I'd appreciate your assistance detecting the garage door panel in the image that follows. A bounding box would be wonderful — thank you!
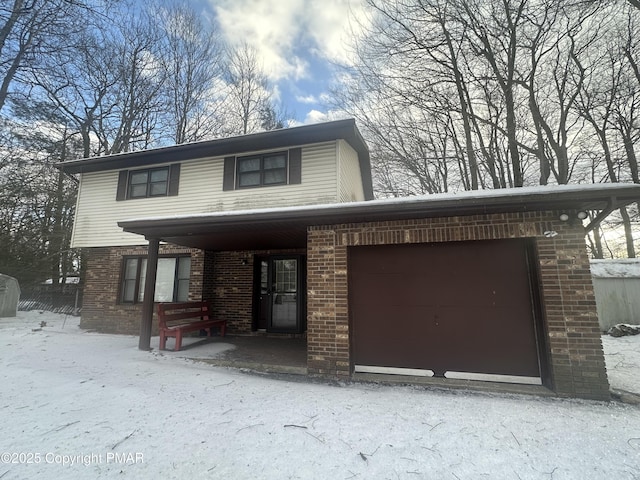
[349,240,542,380]
[353,304,437,367]
[352,306,539,376]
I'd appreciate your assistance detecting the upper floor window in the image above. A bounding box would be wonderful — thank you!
[237,152,287,188]
[116,164,180,201]
[129,167,169,198]
[223,147,302,191]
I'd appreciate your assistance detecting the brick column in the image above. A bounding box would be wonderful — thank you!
[537,222,610,400]
[307,228,350,377]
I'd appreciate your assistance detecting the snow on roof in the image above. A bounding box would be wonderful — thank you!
[121,182,638,225]
[590,259,640,278]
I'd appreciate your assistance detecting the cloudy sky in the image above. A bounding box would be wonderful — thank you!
[199,0,369,125]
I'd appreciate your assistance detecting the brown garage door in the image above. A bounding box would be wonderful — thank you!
[349,239,543,381]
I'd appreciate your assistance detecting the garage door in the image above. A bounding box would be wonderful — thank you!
[349,239,543,384]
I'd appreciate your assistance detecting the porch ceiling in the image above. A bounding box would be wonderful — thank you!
[118,183,640,251]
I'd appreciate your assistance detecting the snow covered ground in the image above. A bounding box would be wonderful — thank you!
[1,311,639,480]
[602,332,640,396]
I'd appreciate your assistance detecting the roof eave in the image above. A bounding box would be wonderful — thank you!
[118,184,640,241]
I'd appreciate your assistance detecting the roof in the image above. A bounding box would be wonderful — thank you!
[118,183,640,251]
[57,118,374,200]
[591,259,640,278]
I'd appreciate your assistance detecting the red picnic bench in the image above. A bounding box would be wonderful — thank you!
[157,301,226,352]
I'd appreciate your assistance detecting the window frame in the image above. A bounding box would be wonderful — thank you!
[119,255,191,304]
[235,151,289,189]
[127,166,170,199]
[116,164,180,201]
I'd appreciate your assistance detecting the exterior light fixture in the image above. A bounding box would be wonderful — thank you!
[544,230,558,238]
[558,211,589,225]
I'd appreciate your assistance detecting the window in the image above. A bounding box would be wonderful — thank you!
[121,256,191,303]
[116,164,180,201]
[237,152,287,188]
[275,259,297,293]
[128,167,169,198]
[222,148,301,191]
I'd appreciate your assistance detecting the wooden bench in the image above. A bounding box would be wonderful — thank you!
[157,301,226,352]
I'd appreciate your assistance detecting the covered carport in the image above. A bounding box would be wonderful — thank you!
[120,183,640,399]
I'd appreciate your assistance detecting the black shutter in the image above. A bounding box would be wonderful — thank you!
[168,164,180,196]
[223,156,236,191]
[289,148,302,184]
[116,170,128,201]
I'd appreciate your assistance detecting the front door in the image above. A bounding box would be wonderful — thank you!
[254,255,305,333]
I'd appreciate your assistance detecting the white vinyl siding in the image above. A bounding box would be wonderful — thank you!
[337,140,365,202]
[71,142,340,247]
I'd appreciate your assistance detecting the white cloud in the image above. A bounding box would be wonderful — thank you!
[210,0,367,83]
[305,0,370,65]
[304,109,328,124]
[212,0,305,81]
[302,108,349,125]
[295,94,318,104]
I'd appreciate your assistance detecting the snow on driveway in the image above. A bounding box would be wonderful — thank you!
[1,311,639,480]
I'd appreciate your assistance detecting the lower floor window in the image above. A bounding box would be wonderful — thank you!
[121,256,190,303]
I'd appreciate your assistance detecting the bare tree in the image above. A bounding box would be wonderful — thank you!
[614,8,640,183]
[333,0,486,193]
[574,1,638,256]
[105,11,166,153]
[222,42,281,135]
[34,4,165,156]
[0,104,80,287]
[521,3,601,185]
[157,4,224,144]
[0,0,97,112]
[455,0,528,187]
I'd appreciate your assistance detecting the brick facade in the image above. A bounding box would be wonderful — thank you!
[82,245,304,336]
[80,245,203,334]
[306,211,610,401]
[81,211,609,400]
[203,250,254,333]
[203,249,306,334]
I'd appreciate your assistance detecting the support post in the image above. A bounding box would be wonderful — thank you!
[139,237,160,350]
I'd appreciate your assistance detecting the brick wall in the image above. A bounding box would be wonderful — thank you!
[204,249,306,334]
[82,245,304,336]
[306,211,610,401]
[205,251,254,333]
[80,245,202,334]
[80,212,609,400]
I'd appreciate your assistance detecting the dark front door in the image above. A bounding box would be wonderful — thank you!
[255,255,305,333]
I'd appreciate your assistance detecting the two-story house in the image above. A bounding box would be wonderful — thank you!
[59,118,640,401]
[63,119,372,337]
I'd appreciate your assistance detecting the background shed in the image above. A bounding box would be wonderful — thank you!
[0,274,20,317]
[591,259,640,331]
